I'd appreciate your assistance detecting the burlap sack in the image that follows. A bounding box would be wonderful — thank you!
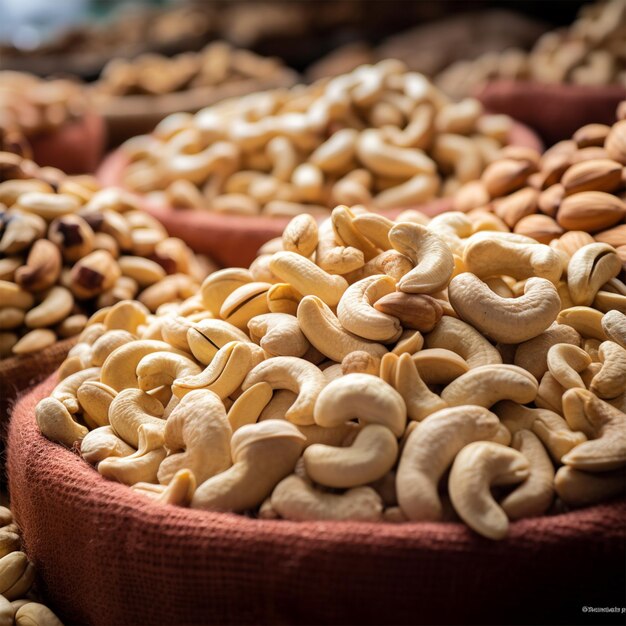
[8,376,625,626]
[477,81,626,146]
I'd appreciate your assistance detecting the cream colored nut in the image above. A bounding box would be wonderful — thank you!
[191,420,305,512]
[282,213,318,257]
[513,323,581,381]
[108,388,165,448]
[557,306,607,341]
[441,364,537,408]
[593,290,626,315]
[431,134,482,184]
[351,213,394,251]
[36,397,88,447]
[187,319,251,364]
[219,282,271,331]
[243,356,326,426]
[0,308,24,331]
[374,174,439,210]
[98,423,166,485]
[388,223,454,294]
[102,300,149,335]
[0,281,34,309]
[391,329,424,356]
[589,341,626,399]
[15,602,63,626]
[271,475,383,522]
[89,330,137,368]
[248,312,310,358]
[14,191,80,221]
[174,341,264,400]
[567,243,622,306]
[12,329,57,355]
[297,295,388,362]
[555,466,626,507]
[118,256,166,287]
[158,389,231,485]
[373,291,443,333]
[77,380,117,427]
[304,424,398,489]
[535,371,565,415]
[341,351,380,376]
[267,282,302,316]
[448,274,561,343]
[138,274,198,313]
[449,441,529,540]
[344,250,414,284]
[561,388,626,471]
[0,552,35,601]
[313,373,406,437]
[411,348,469,385]
[15,239,62,292]
[601,310,626,348]
[137,352,201,393]
[0,211,46,255]
[0,257,21,282]
[309,128,358,172]
[337,275,401,342]
[24,286,74,329]
[159,316,195,353]
[316,217,365,276]
[80,425,135,464]
[396,405,503,521]
[546,343,592,390]
[0,530,19,559]
[227,382,273,432]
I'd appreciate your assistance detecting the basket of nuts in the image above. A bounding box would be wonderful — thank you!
[97,60,542,268]
[8,203,625,625]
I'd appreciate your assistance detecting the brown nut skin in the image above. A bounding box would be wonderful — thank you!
[14,239,61,292]
[48,214,95,262]
[69,250,121,299]
[373,292,443,333]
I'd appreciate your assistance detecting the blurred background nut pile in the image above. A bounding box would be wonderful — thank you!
[0,504,64,625]
[118,60,518,215]
[453,103,626,267]
[36,203,626,540]
[0,153,214,359]
[436,0,626,99]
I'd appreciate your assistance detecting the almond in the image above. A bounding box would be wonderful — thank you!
[453,180,490,212]
[605,119,626,165]
[561,159,623,195]
[594,224,626,248]
[556,191,626,232]
[536,152,570,188]
[373,292,442,333]
[493,186,539,227]
[481,158,534,197]
[573,123,611,148]
[499,145,541,167]
[513,214,563,244]
[550,230,596,259]
[538,183,564,217]
[569,147,610,163]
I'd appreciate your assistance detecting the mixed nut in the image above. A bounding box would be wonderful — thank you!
[35,202,626,540]
[0,154,214,359]
[117,60,520,215]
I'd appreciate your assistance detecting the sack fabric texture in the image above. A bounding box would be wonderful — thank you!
[477,80,626,146]
[8,376,625,626]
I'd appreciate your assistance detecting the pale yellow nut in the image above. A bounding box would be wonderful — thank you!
[351,213,394,251]
[0,308,24,331]
[0,551,35,601]
[391,329,424,356]
[90,330,136,367]
[103,300,149,334]
[331,206,379,262]
[23,286,73,329]
[588,341,626,399]
[137,351,202,393]
[267,282,303,316]
[557,306,608,341]
[248,312,310,357]
[76,380,117,428]
[138,274,198,313]
[316,217,365,276]
[341,351,380,376]
[270,251,348,307]
[388,222,454,294]
[187,319,251,365]
[309,128,358,172]
[108,388,165,448]
[297,296,388,362]
[159,315,196,352]
[566,243,622,306]
[555,466,626,507]
[546,343,592,390]
[14,191,80,220]
[374,174,439,210]
[449,441,529,540]
[15,601,64,626]
[118,256,166,287]
[80,425,135,465]
[0,281,34,310]
[411,348,469,385]
[12,329,57,355]
[601,310,626,348]
[36,397,88,447]
[282,213,318,257]
[220,281,271,331]
[227,382,273,431]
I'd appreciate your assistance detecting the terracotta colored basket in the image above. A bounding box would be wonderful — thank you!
[7,376,625,626]
[476,81,626,146]
[97,120,542,268]
[28,111,107,175]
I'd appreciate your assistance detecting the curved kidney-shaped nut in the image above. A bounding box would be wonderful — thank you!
[98,423,166,485]
[227,382,273,431]
[602,310,626,348]
[14,239,62,292]
[411,348,469,385]
[187,318,251,364]
[36,397,89,447]
[103,300,149,334]
[373,291,442,333]
[425,316,502,368]
[243,356,327,426]
[314,373,406,437]
[200,268,253,316]
[174,341,264,400]
[391,329,424,356]
[345,250,414,284]
[396,405,503,521]
[449,274,561,343]
[555,466,626,507]
[590,341,626,399]
[0,281,34,310]
[0,551,35,601]
[297,296,388,362]
[557,306,607,341]
[561,388,626,471]
[341,351,381,376]
[315,217,365,276]
[191,420,305,512]
[108,388,165,448]
[90,330,136,367]
[351,213,394,251]
[546,343,592,389]
[219,282,271,331]
[337,275,401,342]
[463,237,562,284]
[567,243,622,306]
[51,367,100,414]
[500,430,555,520]
[535,371,565,414]
[158,389,232,485]
[513,323,581,380]
[80,425,135,465]
[331,205,380,262]
[282,213,318,257]
[494,401,587,463]
[136,352,202,393]
[24,285,74,329]
[441,365,538,408]
[248,312,310,357]
[14,601,64,626]
[388,223,454,294]
[270,251,348,306]
[76,380,116,427]
[267,282,303,316]
[303,424,398,489]
[271,475,383,522]
[449,441,529,540]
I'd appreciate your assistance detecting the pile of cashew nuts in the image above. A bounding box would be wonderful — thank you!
[35,201,626,540]
[0,154,213,358]
[453,107,626,259]
[118,60,516,215]
[0,505,64,625]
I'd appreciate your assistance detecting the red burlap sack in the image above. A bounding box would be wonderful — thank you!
[96,120,541,268]
[8,376,625,626]
[29,111,107,175]
[477,81,626,146]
